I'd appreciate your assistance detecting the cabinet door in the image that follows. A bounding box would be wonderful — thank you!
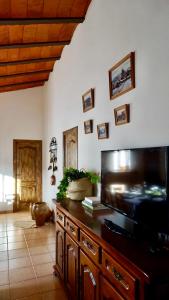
[55,222,65,280]
[80,250,99,300]
[65,234,79,300]
[100,275,125,300]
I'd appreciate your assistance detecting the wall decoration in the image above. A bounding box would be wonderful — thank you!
[48,137,57,185]
[114,104,130,125]
[109,52,135,100]
[97,123,109,139]
[84,120,93,134]
[82,88,94,112]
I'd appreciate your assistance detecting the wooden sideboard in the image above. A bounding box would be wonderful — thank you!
[54,199,169,300]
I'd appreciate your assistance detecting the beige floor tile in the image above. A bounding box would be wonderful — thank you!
[10,278,39,300]
[8,241,27,250]
[0,243,7,251]
[29,246,49,255]
[31,253,53,266]
[0,260,8,271]
[8,248,29,259]
[0,232,7,238]
[34,262,54,277]
[0,250,8,261]
[0,237,7,244]
[27,239,48,247]
[9,256,32,270]
[0,284,10,300]
[9,266,36,283]
[36,275,62,293]
[42,289,68,300]
[7,230,25,237]
[0,270,9,286]
[8,235,25,243]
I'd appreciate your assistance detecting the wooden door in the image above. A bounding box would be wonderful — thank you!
[56,223,65,280]
[80,250,99,300]
[65,234,79,300]
[63,127,78,169]
[13,139,42,211]
[100,275,125,300]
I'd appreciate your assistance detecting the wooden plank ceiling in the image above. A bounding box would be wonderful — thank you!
[0,0,91,93]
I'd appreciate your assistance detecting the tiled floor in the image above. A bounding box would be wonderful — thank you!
[0,211,68,300]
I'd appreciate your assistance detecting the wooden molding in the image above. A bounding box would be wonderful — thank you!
[0,79,47,88]
[0,70,52,79]
[0,41,70,49]
[0,57,60,66]
[0,17,84,26]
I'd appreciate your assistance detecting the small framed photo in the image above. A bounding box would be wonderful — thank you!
[114,104,130,125]
[82,88,94,112]
[97,123,109,139]
[84,120,93,134]
[109,52,135,100]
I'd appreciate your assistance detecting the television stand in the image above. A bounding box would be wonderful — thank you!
[104,219,134,239]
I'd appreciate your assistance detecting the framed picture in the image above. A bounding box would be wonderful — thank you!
[97,123,109,139]
[109,52,135,100]
[114,104,130,125]
[82,88,94,112]
[84,120,93,134]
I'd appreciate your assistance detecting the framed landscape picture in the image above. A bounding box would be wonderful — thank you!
[84,120,93,134]
[97,123,109,139]
[114,104,130,125]
[82,88,94,112]
[109,52,135,100]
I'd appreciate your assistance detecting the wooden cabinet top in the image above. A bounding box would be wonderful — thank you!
[56,199,169,283]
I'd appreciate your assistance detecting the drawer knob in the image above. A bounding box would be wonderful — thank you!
[70,225,75,233]
[112,267,129,290]
[58,215,63,221]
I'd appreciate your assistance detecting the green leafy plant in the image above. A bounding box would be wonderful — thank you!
[56,167,100,199]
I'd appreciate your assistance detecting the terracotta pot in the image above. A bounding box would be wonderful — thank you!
[31,202,51,226]
[67,178,93,201]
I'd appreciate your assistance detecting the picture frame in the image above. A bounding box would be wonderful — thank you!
[114,104,130,125]
[109,52,135,100]
[84,120,93,134]
[82,88,94,112]
[97,123,109,139]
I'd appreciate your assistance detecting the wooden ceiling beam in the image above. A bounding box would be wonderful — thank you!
[0,57,60,66]
[0,17,84,26]
[0,70,52,79]
[0,79,47,88]
[0,80,46,91]
[0,41,70,50]
[0,82,45,93]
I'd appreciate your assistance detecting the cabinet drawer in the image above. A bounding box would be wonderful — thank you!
[100,275,125,300]
[102,250,136,300]
[66,217,79,241]
[80,231,100,264]
[56,209,65,227]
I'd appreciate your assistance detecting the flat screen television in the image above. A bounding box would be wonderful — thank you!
[101,146,169,239]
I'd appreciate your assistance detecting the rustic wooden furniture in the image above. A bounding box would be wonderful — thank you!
[54,199,169,300]
[0,0,91,93]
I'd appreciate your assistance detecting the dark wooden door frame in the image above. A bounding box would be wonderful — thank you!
[63,126,78,170]
[13,139,42,212]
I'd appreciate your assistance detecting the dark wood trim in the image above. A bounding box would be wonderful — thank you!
[0,57,60,66]
[0,80,46,88]
[0,69,52,79]
[0,17,84,26]
[0,41,70,49]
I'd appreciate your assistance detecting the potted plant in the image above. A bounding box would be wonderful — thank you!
[56,167,100,201]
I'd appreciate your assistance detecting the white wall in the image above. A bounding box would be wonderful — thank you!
[43,0,169,206]
[0,87,43,210]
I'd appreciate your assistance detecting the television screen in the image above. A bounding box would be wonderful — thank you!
[101,147,169,234]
